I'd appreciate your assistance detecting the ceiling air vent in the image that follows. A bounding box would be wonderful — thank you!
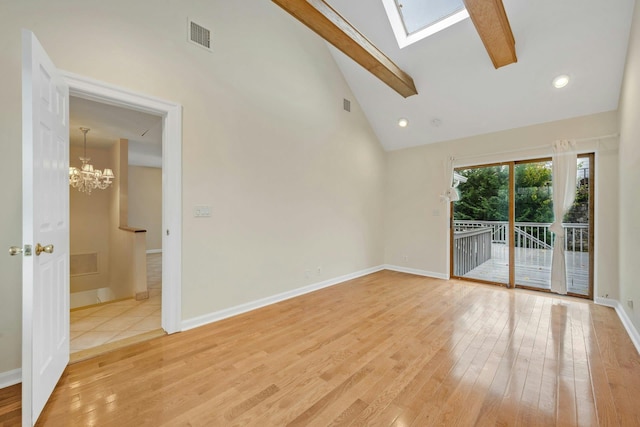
[188,19,212,51]
[343,98,351,112]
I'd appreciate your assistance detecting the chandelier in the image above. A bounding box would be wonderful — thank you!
[69,127,115,194]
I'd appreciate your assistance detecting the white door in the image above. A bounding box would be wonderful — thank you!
[21,29,70,426]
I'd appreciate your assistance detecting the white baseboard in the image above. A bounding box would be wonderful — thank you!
[595,297,640,355]
[383,264,449,280]
[182,265,385,331]
[0,368,21,388]
[595,297,619,308]
[70,287,116,309]
[146,249,162,254]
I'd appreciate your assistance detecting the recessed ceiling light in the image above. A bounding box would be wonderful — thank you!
[398,118,409,127]
[553,75,570,89]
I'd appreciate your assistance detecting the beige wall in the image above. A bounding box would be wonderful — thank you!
[128,166,162,251]
[385,111,620,299]
[0,66,21,373]
[69,145,112,293]
[0,0,386,374]
[618,0,640,331]
[108,139,142,300]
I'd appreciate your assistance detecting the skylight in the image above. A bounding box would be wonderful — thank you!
[382,0,470,48]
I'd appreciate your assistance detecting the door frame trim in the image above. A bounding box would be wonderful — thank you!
[63,71,182,333]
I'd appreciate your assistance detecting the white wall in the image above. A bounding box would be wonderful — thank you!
[128,166,162,251]
[108,139,140,300]
[69,145,112,293]
[618,0,640,332]
[385,111,620,299]
[0,0,386,375]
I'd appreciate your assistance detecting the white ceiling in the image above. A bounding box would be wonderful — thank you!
[69,97,163,167]
[67,1,635,156]
[326,0,636,151]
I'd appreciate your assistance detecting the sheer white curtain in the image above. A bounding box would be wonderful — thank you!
[444,157,460,201]
[550,140,577,294]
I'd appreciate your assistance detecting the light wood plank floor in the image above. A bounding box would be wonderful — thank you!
[1,270,639,426]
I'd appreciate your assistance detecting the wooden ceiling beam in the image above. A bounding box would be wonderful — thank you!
[272,0,418,98]
[463,0,517,69]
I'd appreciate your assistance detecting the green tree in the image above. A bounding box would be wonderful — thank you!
[514,162,553,223]
[453,165,509,221]
[453,162,554,223]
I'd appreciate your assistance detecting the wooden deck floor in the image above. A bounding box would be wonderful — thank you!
[461,244,589,295]
[1,270,638,426]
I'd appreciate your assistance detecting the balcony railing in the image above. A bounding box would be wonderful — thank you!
[453,220,589,252]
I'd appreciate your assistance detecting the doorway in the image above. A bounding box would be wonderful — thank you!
[63,71,183,334]
[450,154,594,299]
[67,98,165,355]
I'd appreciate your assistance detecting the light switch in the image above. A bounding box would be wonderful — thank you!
[194,205,212,217]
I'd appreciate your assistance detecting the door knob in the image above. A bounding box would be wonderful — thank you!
[35,243,54,256]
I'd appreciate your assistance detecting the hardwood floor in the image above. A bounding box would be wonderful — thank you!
[2,270,639,426]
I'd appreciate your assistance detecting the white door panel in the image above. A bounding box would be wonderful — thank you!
[21,29,70,426]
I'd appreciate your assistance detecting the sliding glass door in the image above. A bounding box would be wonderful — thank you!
[452,164,510,286]
[451,155,593,299]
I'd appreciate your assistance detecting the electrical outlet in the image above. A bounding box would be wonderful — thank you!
[305,270,311,279]
[403,255,409,262]
[628,299,634,309]
[317,266,322,275]
[194,205,212,217]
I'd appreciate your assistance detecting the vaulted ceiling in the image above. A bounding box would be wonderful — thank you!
[72,1,635,155]
[323,0,635,150]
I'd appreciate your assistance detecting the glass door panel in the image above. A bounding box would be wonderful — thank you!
[513,160,553,289]
[564,155,592,297]
[513,156,592,296]
[452,165,510,285]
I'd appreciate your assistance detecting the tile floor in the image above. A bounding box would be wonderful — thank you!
[70,253,162,353]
